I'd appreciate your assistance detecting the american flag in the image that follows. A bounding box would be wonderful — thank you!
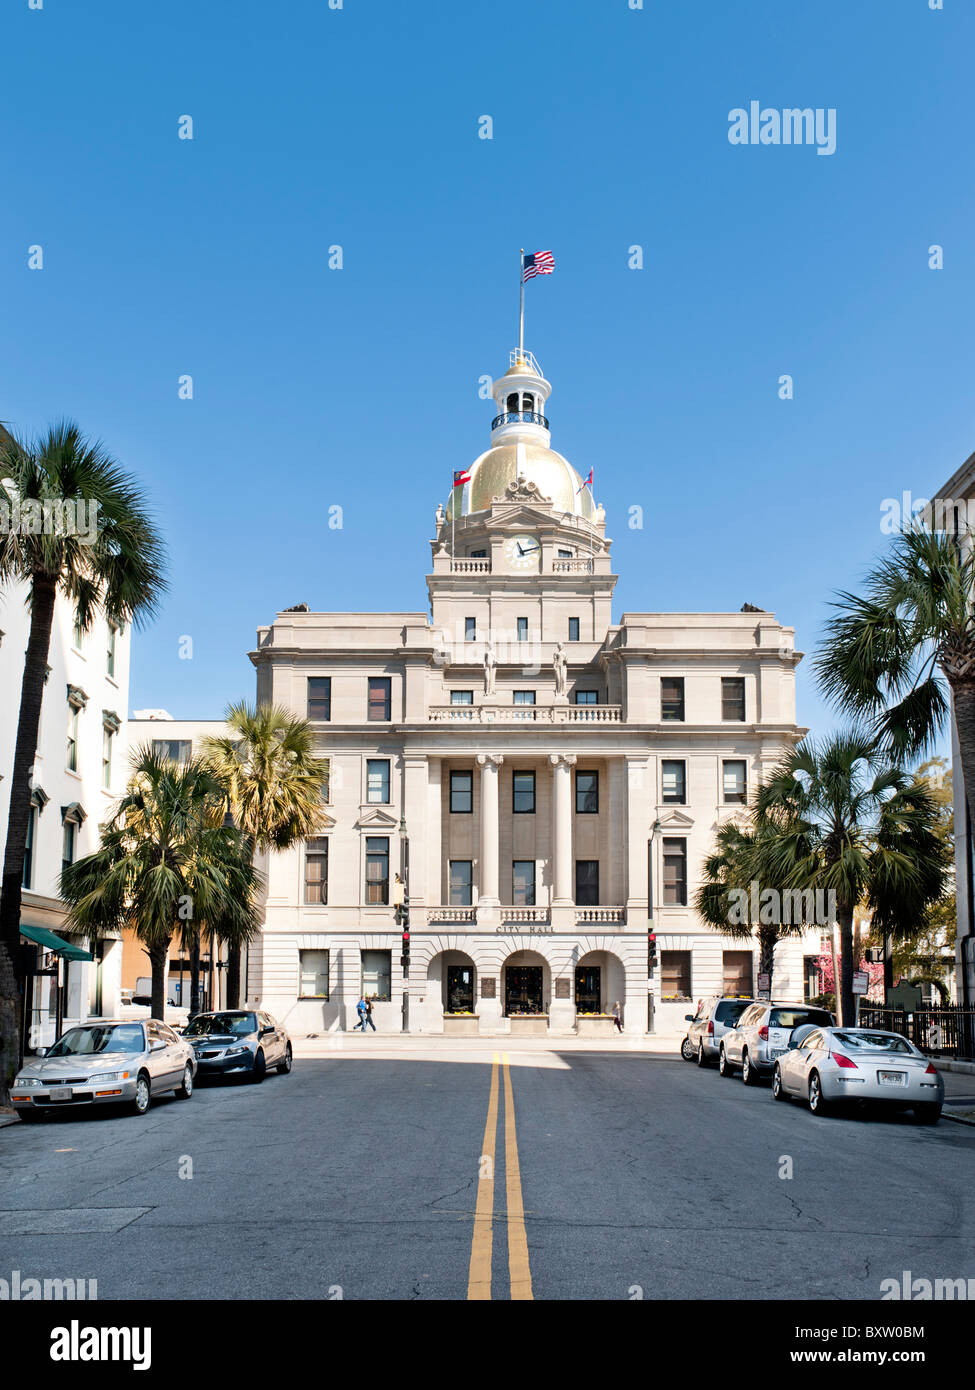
[522,250,554,282]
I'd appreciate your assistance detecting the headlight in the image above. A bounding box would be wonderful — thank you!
[225,1046,248,1056]
[14,1077,41,1088]
[88,1071,130,1083]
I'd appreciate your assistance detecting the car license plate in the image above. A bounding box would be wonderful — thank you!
[878,1071,907,1087]
[771,1047,786,1057]
[48,1087,73,1101]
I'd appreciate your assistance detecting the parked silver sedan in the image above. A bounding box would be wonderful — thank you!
[772,1026,945,1122]
[10,1019,195,1120]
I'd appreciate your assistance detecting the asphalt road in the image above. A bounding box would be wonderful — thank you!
[1,1049,973,1301]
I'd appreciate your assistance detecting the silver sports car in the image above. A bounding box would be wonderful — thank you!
[10,1019,196,1120]
[772,1026,944,1122]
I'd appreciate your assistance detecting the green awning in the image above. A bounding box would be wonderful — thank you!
[20,925,93,962]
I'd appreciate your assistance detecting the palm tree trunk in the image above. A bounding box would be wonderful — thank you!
[226,943,242,1009]
[189,926,201,1017]
[837,899,856,1026]
[949,680,975,827]
[758,926,776,983]
[148,938,169,1021]
[0,572,58,1101]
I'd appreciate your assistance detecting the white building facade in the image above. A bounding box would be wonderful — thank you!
[245,348,819,1036]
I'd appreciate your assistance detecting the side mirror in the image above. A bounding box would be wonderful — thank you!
[684,1015,694,1022]
[35,1047,48,1058]
[150,1039,166,1052]
[261,1025,274,1036]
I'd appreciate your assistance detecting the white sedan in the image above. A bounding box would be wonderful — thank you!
[771,1026,944,1123]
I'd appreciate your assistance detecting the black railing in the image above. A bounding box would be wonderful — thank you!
[491,410,549,430]
[857,1005,975,1060]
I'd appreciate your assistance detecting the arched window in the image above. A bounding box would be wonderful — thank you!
[522,393,535,413]
[506,392,519,412]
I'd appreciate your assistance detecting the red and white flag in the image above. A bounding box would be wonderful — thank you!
[522,250,554,282]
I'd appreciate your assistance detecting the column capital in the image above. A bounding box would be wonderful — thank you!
[548,752,577,768]
[476,753,504,768]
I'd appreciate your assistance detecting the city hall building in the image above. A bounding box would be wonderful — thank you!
[244,348,818,1035]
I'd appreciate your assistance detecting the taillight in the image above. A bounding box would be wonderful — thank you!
[758,1026,768,1040]
[707,1020,714,1036]
[925,1062,938,1076]
[832,1051,858,1069]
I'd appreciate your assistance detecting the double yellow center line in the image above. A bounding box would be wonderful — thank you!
[467,1052,533,1300]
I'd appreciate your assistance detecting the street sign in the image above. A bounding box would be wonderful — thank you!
[757,972,770,999]
[852,971,869,996]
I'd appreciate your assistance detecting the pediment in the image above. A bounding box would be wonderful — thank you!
[354,807,400,830]
[658,809,694,829]
[482,503,556,530]
[315,811,337,831]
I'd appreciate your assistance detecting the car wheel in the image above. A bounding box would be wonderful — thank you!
[772,1064,789,1101]
[131,1073,152,1116]
[741,1050,758,1085]
[276,1044,292,1075]
[696,1041,709,1068]
[17,1109,44,1123]
[913,1103,942,1125]
[250,1049,266,1084]
[174,1063,194,1099]
[808,1071,830,1116]
[681,1036,695,1061]
[718,1046,732,1077]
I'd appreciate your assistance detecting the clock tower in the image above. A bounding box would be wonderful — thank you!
[428,347,617,655]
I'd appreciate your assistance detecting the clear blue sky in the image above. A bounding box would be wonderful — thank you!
[2,0,972,743]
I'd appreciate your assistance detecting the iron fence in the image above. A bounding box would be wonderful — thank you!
[857,1005,975,1060]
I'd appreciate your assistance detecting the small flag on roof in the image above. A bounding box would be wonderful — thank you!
[576,467,593,494]
[453,469,471,487]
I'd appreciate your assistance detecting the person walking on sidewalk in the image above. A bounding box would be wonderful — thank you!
[353,996,368,1031]
[364,996,377,1032]
[612,1000,623,1034]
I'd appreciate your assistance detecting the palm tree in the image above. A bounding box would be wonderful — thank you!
[753,733,948,1026]
[59,749,263,1020]
[815,525,975,812]
[695,820,806,987]
[0,421,166,1096]
[202,701,330,1007]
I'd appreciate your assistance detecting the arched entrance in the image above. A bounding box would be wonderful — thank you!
[501,949,551,1017]
[426,950,477,1028]
[574,950,627,1017]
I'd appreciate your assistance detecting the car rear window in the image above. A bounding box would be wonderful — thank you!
[714,1000,752,1024]
[833,1031,913,1055]
[769,1007,832,1029]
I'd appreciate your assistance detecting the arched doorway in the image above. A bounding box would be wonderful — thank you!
[574,950,627,1017]
[501,949,550,1017]
[426,950,477,1027]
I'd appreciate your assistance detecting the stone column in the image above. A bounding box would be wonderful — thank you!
[476,754,503,911]
[625,755,650,919]
[549,752,577,906]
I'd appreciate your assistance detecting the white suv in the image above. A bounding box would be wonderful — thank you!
[719,1002,835,1084]
[683,996,754,1066]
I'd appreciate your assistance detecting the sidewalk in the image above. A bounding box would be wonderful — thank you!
[292,1032,686,1060]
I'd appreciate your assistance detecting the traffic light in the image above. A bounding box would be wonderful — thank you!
[647,929,657,977]
[401,928,410,975]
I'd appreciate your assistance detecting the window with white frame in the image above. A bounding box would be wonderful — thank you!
[299,949,329,999]
[366,758,390,804]
[722,760,747,804]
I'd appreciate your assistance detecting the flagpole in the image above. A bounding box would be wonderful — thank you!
[518,247,525,359]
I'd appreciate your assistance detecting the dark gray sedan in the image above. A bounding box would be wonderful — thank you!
[182,1009,292,1082]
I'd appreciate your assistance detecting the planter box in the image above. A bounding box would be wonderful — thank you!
[576,1015,617,1037]
[508,1015,549,1037]
[443,1014,479,1037]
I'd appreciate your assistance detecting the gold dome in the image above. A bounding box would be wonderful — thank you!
[503,358,541,378]
[448,441,595,521]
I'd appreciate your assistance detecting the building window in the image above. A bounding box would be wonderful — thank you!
[450,770,473,813]
[23,806,36,890]
[661,950,692,1001]
[106,624,118,678]
[304,838,328,904]
[102,726,114,788]
[299,949,329,999]
[450,689,473,705]
[513,690,535,705]
[574,689,598,705]
[721,677,746,721]
[662,838,688,906]
[803,955,821,1001]
[368,677,392,721]
[465,617,476,641]
[575,770,598,814]
[365,837,390,904]
[361,949,391,1001]
[151,739,192,763]
[517,617,528,642]
[470,549,487,558]
[661,677,685,721]
[513,771,536,814]
[722,759,747,804]
[661,760,686,804]
[723,950,753,997]
[512,860,536,906]
[449,860,473,906]
[72,611,84,651]
[568,617,580,641]
[62,819,76,875]
[307,677,331,721]
[366,759,391,804]
[559,548,573,559]
[66,704,80,772]
[575,860,599,906]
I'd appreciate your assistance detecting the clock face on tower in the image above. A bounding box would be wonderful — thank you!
[504,534,540,570]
